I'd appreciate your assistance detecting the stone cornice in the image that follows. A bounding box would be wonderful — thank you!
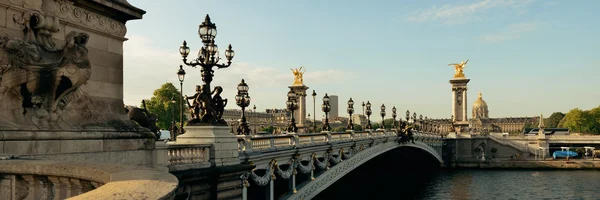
[72,0,145,22]
[0,0,144,38]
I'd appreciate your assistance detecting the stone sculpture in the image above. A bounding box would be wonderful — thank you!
[0,10,96,129]
[448,59,469,78]
[185,84,227,126]
[126,100,160,138]
[291,66,305,85]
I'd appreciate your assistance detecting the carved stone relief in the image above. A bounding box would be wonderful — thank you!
[0,10,97,129]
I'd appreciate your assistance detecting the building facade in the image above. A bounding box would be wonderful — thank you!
[329,95,339,118]
[468,92,536,134]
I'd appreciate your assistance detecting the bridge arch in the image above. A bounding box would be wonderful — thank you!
[288,140,443,200]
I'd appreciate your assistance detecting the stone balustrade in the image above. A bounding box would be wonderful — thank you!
[154,142,212,171]
[0,160,178,200]
[236,130,442,153]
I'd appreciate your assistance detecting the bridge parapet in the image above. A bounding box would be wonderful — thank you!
[0,159,178,200]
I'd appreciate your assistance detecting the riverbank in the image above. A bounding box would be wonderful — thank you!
[452,159,600,170]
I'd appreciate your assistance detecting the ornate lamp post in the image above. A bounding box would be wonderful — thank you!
[312,90,316,132]
[347,98,354,130]
[392,106,397,129]
[178,15,235,125]
[419,114,423,131]
[286,90,299,133]
[424,116,429,133]
[235,79,251,135]
[169,97,176,140]
[412,112,417,125]
[321,93,331,131]
[405,110,410,125]
[365,101,372,130]
[177,65,186,133]
[362,102,366,116]
[380,104,386,130]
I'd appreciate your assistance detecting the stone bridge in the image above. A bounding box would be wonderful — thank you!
[159,129,445,200]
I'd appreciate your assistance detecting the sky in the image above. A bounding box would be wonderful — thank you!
[123,0,600,120]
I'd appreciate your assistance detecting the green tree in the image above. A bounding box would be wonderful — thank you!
[143,83,187,130]
[332,126,346,132]
[353,124,363,131]
[545,112,565,128]
[561,108,593,134]
[588,106,600,134]
[261,125,275,134]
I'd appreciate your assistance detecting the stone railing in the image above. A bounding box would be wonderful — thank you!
[0,159,178,200]
[154,142,212,171]
[236,130,435,152]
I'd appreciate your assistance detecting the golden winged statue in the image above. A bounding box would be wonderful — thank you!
[291,66,306,85]
[448,59,469,78]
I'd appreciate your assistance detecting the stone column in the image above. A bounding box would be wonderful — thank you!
[449,78,470,133]
[289,85,309,133]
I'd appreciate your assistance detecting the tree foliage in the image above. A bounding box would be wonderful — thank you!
[545,112,565,128]
[143,83,187,130]
[559,107,600,134]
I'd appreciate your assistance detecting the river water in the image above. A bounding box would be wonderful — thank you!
[315,147,600,200]
[317,169,600,200]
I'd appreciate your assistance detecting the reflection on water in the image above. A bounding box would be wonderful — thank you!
[317,161,600,199]
[420,170,600,200]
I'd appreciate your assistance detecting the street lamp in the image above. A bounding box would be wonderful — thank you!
[412,112,417,125]
[380,104,386,130]
[419,114,423,131]
[312,90,316,132]
[425,116,429,133]
[169,97,176,140]
[365,101,372,130]
[235,79,251,135]
[178,15,235,124]
[392,106,397,129]
[405,110,410,124]
[321,93,331,131]
[347,98,354,130]
[362,101,366,116]
[287,90,298,133]
[177,65,186,134]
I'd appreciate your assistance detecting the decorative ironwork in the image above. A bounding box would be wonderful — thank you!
[236,79,251,135]
[287,90,299,133]
[321,94,331,131]
[346,98,354,130]
[179,15,235,126]
[365,101,372,130]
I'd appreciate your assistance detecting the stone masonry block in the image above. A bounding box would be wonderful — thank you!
[90,64,108,82]
[60,140,102,154]
[106,67,123,84]
[107,37,123,54]
[34,140,61,155]
[0,6,6,28]
[4,141,34,155]
[65,25,108,51]
[87,47,123,69]
[81,80,123,99]
[102,139,144,152]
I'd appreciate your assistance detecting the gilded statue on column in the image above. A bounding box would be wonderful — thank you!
[291,66,305,85]
[448,59,469,78]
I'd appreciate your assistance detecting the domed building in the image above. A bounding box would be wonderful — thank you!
[469,92,501,133]
[467,91,536,134]
[472,92,489,118]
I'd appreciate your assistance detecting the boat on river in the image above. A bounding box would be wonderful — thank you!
[552,151,578,159]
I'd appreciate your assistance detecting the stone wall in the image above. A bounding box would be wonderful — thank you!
[0,0,154,166]
[0,0,144,130]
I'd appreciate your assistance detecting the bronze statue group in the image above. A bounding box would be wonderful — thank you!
[397,122,415,144]
[185,84,227,125]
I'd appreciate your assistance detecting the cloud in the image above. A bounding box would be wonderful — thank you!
[122,35,356,107]
[405,0,535,25]
[479,21,539,42]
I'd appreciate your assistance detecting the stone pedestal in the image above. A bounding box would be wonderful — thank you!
[289,85,309,133]
[173,126,239,167]
[450,78,470,133]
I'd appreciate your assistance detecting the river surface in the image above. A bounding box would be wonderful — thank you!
[316,169,600,200]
